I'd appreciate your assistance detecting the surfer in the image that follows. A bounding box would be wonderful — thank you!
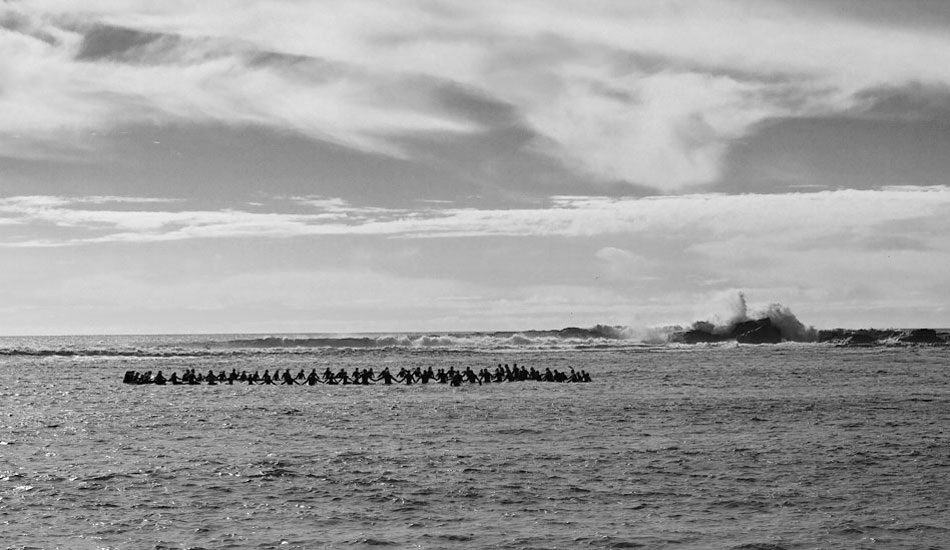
[396,368,414,385]
[336,368,350,385]
[281,370,297,385]
[493,367,505,383]
[306,369,320,385]
[419,368,433,384]
[464,367,480,385]
[377,368,394,385]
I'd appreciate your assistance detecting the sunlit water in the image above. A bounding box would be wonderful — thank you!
[1,340,948,549]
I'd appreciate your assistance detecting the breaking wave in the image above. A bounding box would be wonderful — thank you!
[667,293,819,344]
[220,325,644,351]
[0,294,945,356]
[0,328,649,357]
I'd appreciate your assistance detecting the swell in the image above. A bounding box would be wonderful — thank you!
[0,348,220,358]
[220,326,640,351]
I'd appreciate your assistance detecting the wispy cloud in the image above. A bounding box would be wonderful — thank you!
[0,3,479,161]
[4,1,950,190]
[2,187,949,246]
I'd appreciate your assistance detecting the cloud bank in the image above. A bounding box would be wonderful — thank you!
[2,187,948,245]
[1,187,948,334]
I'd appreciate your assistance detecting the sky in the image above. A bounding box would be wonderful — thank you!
[2,0,950,335]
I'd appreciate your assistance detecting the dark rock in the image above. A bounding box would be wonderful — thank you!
[842,332,882,346]
[675,329,729,344]
[736,321,783,344]
[899,328,946,344]
[669,317,783,344]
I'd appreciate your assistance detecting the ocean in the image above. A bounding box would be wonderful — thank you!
[0,333,948,549]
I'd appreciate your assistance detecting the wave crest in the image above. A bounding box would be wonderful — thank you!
[221,326,641,351]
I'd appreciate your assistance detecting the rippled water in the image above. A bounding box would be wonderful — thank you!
[1,344,949,549]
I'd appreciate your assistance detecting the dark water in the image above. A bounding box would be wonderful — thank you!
[1,342,949,549]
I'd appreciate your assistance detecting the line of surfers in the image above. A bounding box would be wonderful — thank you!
[123,364,593,386]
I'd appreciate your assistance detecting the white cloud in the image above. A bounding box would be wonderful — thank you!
[4,1,950,189]
[594,247,658,282]
[2,187,949,246]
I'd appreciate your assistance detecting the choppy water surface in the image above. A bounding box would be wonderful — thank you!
[1,343,949,549]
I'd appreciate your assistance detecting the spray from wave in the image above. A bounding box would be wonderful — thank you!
[668,292,818,344]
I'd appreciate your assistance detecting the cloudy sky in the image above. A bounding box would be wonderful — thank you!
[2,0,950,335]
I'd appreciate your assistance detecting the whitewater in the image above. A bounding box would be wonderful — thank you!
[1,333,948,549]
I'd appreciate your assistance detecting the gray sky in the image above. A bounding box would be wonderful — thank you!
[2,0,949,335]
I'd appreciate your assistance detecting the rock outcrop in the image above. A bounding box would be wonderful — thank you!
[898,328,946,344]
[670,317,783,344]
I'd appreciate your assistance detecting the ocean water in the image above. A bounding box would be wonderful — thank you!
[0,335,948,549]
